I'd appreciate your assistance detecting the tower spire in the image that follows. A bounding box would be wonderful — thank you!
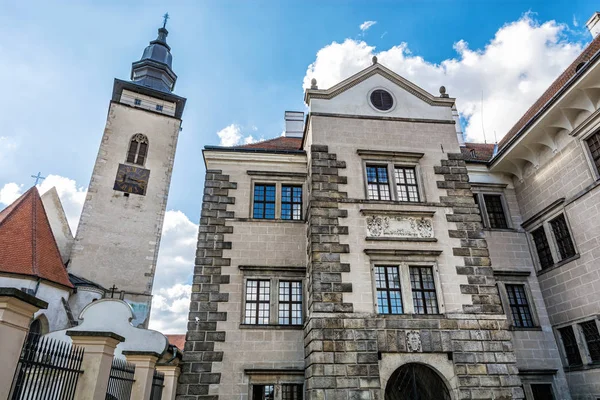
[130,16,178,93]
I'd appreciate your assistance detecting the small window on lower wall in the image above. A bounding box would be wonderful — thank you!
[530,384,555,400]
[245,280,270,325]
[253,385,274,400]
[374,266,403,314]
[505,284,534,328]
[410,266,439,315]
[580,320,600,363]
[281,384,303,400]
[558,326,583,367]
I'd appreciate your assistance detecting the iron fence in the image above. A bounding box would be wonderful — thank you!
[149,369,165,400]
[9,333,84,400]
[105,358,135,400]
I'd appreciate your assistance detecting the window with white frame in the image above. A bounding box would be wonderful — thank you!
[359,150,424,203]
[527,211,577,271]
[240,267,304,327]
[556,318,600,369]
[366,165,391,200]
[250,179,304,221]
[372,263,441,315]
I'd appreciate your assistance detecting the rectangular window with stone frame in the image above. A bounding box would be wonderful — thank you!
[248,379,304,400]
[524,207,578,272]
[473,191,510,229]
[249,177,305,221]
[494,271,540,330]
[585,130,600,176]
[556,319,600,369]
[371,262,442,316]
[558,325,583,367]
[240,266,305,327]
[359,150,425,203]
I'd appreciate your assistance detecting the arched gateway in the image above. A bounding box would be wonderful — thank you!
[385,363,451,400]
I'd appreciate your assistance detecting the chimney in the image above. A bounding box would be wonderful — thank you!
[284,111,304,138]
[587,12,600,38]
[452,105,466,147]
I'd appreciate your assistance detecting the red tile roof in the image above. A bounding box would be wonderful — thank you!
[0,187,72,288]
[461,142,496,162]
[166,334,186,351]
[235,137,303,151]
[499,34,600,150]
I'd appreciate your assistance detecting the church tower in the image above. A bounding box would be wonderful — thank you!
[68,21,186,327]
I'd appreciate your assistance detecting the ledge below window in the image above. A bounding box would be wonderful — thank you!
[563,362,600,373]
[509,326,543,332]
[536,254,580,277]
[232,218,305,224]
[239,324,303,330]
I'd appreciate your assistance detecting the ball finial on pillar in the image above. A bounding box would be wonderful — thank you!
[372,55,378,64]
[311,78,318,89]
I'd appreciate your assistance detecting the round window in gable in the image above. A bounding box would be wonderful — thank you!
[370,89,394,111]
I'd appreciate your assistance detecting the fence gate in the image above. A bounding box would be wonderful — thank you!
[149,369,165,400]
[9,332,84,400]
[105,358,136,400]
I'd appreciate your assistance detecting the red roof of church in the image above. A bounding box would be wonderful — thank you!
[236,137,303,151]
[499,34,600,150]
[166,334,186,351]
[0,187,72,288]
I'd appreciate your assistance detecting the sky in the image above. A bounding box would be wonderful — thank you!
[0,0,597,332]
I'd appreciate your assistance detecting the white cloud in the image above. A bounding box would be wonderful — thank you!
[573,15,579,27]
[360,21,377,33]
[0,174,86,233]
[304,14,585,143]
[148,210,198,334]
[38,175,87,233]
[216,124,258,146]
[0,182,23,206]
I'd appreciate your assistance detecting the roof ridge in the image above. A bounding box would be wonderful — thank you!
[498,33,600,150]
[31,188,38,276]
[234,136,285,147]
[0,186,35,229]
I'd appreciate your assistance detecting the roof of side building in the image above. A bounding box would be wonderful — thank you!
[498,33,600,150]
[234,136,303,151]
[461,142,496,162]
[0,187,73,288]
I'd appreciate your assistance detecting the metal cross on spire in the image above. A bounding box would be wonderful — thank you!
[31,172,46,185]
[162,12,170,29]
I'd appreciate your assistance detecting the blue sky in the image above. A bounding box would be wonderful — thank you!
[0,0,597,332]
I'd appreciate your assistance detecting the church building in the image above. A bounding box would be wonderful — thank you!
[178,13,600,400]
[0,21,186,331]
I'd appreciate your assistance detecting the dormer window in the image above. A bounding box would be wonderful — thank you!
[370,89,394,111]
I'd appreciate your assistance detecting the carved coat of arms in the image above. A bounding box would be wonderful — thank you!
[406,330,422,352]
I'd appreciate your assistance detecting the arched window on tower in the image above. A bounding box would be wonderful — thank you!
[126,134,149,166]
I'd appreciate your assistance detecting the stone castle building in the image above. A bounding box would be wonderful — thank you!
[178,13,600,400]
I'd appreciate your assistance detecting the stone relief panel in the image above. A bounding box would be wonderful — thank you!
[406,330,422,352]
[366,215,433,238]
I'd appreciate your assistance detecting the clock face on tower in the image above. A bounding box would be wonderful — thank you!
[113,163,150,195]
